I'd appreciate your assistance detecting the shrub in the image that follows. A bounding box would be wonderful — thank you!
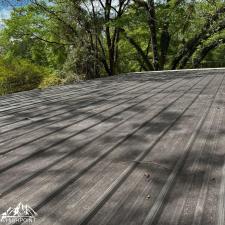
[39,74,63,88]
[39,72,81,89]
[0,58,48,95]
[0,57,83,95]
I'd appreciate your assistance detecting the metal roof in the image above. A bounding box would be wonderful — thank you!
[0,69,225,225]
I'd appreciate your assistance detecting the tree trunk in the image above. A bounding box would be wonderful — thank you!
[160,22,170,69]
[171,5,225,69]
[147,0,160,70]
[123,31,154,70]
[193,39,225,67]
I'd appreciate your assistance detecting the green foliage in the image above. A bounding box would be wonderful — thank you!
[39,74,62,88]
[39,71,80,89]
[1,0,225,95]
[0,5,67,69]
[0,58,50,95]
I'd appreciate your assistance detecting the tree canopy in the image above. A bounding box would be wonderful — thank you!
[1,0,225,94]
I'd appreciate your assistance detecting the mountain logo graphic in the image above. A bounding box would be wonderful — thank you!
[1,203,38,223]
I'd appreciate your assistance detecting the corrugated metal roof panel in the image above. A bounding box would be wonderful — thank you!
[0,69,224,225]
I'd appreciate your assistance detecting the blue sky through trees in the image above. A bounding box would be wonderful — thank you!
[0,0,29,27]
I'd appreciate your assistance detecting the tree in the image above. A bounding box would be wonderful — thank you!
[1,0,225,81]
[171,5,225,69]
[0,5,67,68]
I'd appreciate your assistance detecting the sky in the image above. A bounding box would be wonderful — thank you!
[0,0,29,27]
[0,0,29,8]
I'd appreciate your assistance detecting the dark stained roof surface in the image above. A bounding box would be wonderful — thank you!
[0,69,225,225]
